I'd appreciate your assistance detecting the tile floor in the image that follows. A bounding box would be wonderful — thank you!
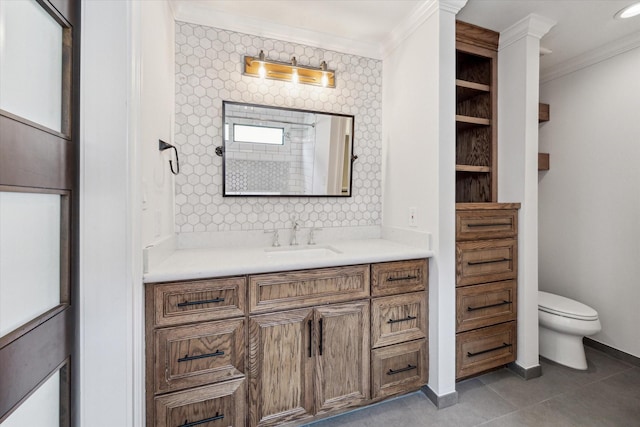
[306,347,640,427]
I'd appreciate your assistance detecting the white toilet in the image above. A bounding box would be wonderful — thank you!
[538,291,601,370]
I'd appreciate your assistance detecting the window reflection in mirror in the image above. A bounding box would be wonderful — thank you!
[222,101,354,197]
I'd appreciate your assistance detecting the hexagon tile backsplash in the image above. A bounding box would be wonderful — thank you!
[174,22,382,233]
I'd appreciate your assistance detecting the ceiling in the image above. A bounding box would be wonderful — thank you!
[170,0,640,78]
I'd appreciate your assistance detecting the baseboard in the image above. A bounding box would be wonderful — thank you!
[584,337,640,367]
[421,385,458,409]
[508,362,542,380]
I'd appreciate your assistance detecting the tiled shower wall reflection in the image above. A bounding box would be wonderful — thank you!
[174,22,382,232]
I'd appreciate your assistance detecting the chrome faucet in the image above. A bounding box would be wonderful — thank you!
[290,217,301,246]
[308,228,322,245]
[265,229,280,247]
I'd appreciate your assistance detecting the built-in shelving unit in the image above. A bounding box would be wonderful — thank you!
[455,21,499,203]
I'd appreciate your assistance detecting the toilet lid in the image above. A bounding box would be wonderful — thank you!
[538,291,599,321]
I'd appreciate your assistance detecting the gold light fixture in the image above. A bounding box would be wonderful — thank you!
[244,50,336,88]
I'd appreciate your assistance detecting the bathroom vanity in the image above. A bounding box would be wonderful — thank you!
[144,240,431,427]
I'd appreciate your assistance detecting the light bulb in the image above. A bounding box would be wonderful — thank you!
[257,50,266,78]
[615,2,640,19]
[291,57,299,84]
[321,72,328,87]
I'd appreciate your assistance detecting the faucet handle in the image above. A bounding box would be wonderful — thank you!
[264,229,280,247]
[308,228,322,245]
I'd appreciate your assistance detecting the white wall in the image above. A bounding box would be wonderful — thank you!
[140,0,176,247]
[382,1,461,400]
[80,0,174,425]
[539,46,640,358]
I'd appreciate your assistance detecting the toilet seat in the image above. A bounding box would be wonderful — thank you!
[538,291,599,321]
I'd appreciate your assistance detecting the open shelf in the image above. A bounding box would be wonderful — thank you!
[456,115,491,131]
[456,79,490,102]
[456,164,492,173]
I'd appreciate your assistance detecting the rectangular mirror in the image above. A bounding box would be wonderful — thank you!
[222,101,354,196]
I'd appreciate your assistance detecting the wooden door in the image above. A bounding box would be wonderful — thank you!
[0,0,79,424]
[314,301,370,415]
[248,308,314,427]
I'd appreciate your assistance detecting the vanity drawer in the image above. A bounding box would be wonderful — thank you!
[456,280,517,333]
[154,378,246,427]
[456,321,516,379]
[151,277,246,327]
[154,319,245,394]
[456,209,518,241]
[456,239,517,287]
[371,259,428,297]
[248,265,369,314]
[371,292,427,348]
[371,339,428,399]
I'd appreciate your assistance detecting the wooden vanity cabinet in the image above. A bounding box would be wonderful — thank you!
[145,277,248,427]
[146,259,429,426]
[370,259,428,400]
[455,204,519,379]
[247,266,370,427]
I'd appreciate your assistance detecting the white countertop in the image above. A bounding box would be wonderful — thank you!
[143,238,433,283]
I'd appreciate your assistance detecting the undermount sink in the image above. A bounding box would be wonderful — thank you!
[264,245,342,258]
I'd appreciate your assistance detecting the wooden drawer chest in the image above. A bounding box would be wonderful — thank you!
[455,203,519,379]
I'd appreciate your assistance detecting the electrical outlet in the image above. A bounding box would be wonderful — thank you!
[408,207,417,227]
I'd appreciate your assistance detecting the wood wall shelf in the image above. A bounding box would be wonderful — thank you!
[538,103,550,171]
[539,103,550,123]
[538,153,550,171]
[456,165,492,173]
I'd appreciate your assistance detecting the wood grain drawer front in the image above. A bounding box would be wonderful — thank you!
[456,280,517,333]
[249,265,369,314]
[456,209,518,241]
[155,319,245,394]
[154,378,246,427]
[371,259,428,297]
[456,321,516,379]
[372,339,428,399]
[371,292,427,349]
[456,239,517,287]
[153,277,246,327]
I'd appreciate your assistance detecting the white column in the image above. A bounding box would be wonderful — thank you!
[497,14,555,372]
[431,0,467,405]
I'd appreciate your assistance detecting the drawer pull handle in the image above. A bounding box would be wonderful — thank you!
[467,258,511,266]
[467,300,511,312]
[467,222,512,228]
[308,319,313,358]
[387,315,417,324]
[177,297,224,307]
[387,364,417,375]
[178,412,224,427]
[319,318,324,356]
[467,342,512,358]
[387,275,418,282]
[178,350,224,363]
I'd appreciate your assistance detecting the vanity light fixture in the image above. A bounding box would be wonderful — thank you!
[615,2,640,19]
[244,50,336,88]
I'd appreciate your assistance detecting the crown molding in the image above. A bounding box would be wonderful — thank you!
[499,13,556,51]
[170,0,381,59]
[541,31,640,83]
[380,0,468,59]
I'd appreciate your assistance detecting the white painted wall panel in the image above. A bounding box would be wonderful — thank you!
[539,46,640,358]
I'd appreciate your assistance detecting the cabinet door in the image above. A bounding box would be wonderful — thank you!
[248,308,314,427]
[314,301,370,415]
